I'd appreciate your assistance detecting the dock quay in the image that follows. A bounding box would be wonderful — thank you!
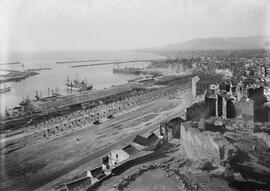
[1,83,145,130]
[0,69,40,83]
[0,68,50,84]
[113,67,161,76]
[0,75,195,154]
[1,75,192,130]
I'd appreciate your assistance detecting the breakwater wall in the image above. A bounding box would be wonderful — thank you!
[1,77,193,153]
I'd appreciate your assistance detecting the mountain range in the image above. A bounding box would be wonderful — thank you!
[146,36,270,51]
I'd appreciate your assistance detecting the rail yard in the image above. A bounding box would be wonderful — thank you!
[0,74,198,191]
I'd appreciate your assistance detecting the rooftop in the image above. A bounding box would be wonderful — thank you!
[122,144,139,156]
[133,135,151,147]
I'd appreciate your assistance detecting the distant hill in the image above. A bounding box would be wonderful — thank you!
[145,36,270,51]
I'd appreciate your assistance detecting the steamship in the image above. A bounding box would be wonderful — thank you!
[66,76,93,91]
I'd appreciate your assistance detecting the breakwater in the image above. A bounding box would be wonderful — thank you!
[0,61,20,66]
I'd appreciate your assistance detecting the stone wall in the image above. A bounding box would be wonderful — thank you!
[191,76,200,97]
[185,101,206,121]
[233,100,254,120]
[180,122,227,164]
[254,132,270,148]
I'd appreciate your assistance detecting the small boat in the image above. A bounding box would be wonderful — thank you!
[0,84,11,93]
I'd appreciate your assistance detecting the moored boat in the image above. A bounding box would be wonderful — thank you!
[66,76,93,91]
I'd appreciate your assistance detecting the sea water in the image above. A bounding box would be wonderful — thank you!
[0,50,163,112]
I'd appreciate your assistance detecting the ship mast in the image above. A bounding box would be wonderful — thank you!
[21,63,25,72]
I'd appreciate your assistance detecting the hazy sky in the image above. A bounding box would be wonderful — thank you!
[0,0,269,51]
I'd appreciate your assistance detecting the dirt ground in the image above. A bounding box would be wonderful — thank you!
[121,170,234,191]
[94,139,235,191]
[1,90,198,191]
[121,168,180,191]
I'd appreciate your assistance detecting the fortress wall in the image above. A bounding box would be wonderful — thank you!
[185,101,206,121]
[180,122,228,164]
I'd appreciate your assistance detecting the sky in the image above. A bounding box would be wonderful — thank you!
[0,0,269,52]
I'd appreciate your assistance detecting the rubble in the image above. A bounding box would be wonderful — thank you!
[254,132,270,148]
[223,132,270,184]
[178,117,270,190]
